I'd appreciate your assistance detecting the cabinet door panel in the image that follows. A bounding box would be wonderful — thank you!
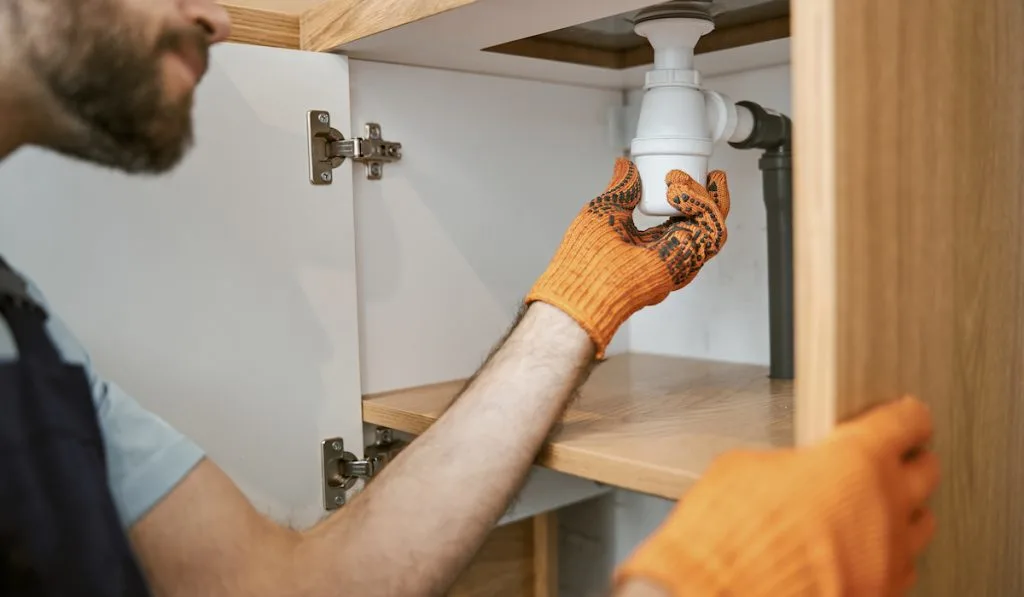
[794,0,1024,594]
[0,43,362,529]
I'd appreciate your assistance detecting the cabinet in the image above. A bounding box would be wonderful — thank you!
[0,0,1020,594]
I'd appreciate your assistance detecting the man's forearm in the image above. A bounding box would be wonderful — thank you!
[298,302,595,596]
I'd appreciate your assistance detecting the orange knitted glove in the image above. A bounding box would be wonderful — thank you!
[526,158,729,357]
[615,396,941,597]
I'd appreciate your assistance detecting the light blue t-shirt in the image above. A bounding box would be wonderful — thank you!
[0,264,205,528]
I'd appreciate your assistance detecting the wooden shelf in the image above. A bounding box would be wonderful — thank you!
[219,0,792,89]
[221,3,302,49]
[363,353,794,500]
[218,0,480,51]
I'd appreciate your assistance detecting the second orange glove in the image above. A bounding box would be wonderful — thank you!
[615,396,941,597]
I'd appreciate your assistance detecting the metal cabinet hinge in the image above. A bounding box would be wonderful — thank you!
[307,110,402,184]
[321,428,409,510]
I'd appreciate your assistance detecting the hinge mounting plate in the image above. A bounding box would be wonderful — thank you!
[321,437,357,510]
[307,110,402,184]
[321,429,409,511]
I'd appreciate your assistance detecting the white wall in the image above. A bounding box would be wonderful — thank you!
[560,62,792,597]
[348,59,628,394]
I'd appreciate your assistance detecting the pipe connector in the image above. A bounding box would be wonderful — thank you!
[728,100,792,151]
[630,12,760,217]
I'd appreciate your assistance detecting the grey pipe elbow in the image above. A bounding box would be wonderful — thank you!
[729,100,792,151]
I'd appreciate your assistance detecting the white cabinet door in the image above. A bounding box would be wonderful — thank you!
[0,43,362,529]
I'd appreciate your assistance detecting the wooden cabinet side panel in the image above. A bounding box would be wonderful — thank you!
[448,517,546,597]
[796,0,1024,594]
[792,0,838,444]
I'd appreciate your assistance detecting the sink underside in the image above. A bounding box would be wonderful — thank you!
[484,0,790,69]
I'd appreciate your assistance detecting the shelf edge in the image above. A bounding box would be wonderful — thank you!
[363,387,704,500]
[301,0,481,52]
[222,4,302,50]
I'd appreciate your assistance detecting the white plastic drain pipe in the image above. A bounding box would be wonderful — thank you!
[631,15,755,216]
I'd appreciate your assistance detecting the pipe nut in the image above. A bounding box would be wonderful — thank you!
[633,1,714,25]
[645,69,701,88]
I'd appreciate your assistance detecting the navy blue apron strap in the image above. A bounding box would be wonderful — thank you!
[0,257,153,596]
[0,258,61,364]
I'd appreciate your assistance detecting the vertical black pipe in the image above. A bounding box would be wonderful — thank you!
[729,101,794,379]
[759,147,794,379]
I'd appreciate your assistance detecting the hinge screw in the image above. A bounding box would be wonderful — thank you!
[331,440,342,451]
[318,113,330,124]
[333,495,345,506]
[369,163,382,178]
[321,171,332,183]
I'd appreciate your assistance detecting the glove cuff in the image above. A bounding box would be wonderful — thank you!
[525,234,666,358]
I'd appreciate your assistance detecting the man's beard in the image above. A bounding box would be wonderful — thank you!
[24,2,208,174]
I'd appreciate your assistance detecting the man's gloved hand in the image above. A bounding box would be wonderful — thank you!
[615,396,941,597]
[526,158,730,357]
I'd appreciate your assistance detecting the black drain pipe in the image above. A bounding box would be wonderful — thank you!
[729,101,794,380]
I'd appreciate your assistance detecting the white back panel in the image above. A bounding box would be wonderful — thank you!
[349,60,625,394]
[0,43,362,529]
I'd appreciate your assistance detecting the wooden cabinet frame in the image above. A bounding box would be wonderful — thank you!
[794,0,1024,593]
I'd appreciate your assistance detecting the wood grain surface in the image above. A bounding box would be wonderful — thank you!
[448,517,540,597]
[791,0,837,445]
[794,0,1024,594]
[221,3,301,49]
[300,0,479,52]
[531,514,557,597]
[219,0,478,51]
[364,354,794,500]
[220,0,324,13]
